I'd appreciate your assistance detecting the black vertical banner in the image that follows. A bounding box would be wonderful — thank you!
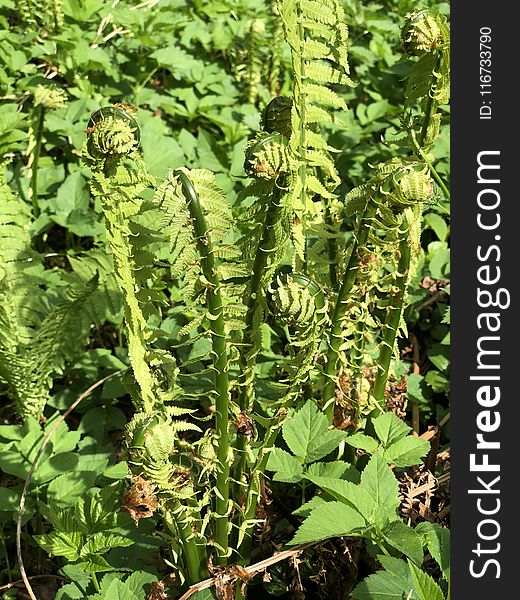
[452,2,517,597]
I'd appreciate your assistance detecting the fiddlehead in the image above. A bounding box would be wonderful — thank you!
[268,271,328,395]
[83,106,174,413]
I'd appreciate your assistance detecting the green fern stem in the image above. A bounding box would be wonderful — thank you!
[326,209,339,289]
[176,170,231,565]
[352,309,366,410]
[236,413,284,564]
[234,186,284,514]
[418,52,441,148]
[296,3,307,268]
[372,217,411,406]
[323,200,378,422]
[30,104,44,218]
[163,504,205,583]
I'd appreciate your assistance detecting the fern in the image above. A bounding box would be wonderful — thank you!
[278,0,354,266]
[18,0,63,32]
[83,108,179,413]
[0,165,104,419]
[0,275,99,420]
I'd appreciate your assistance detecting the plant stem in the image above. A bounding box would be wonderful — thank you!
[326,208,338,289]
[177,170,231,566]
[234,186,284,526]
[164,507,205,583]
[323,200,378,422]
[91,572,100,593]
[236,419,282,563]
[30,105,45,218]
[372,217,410,405]
[411,132,450,201]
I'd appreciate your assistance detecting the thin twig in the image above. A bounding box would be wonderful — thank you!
[0,575,67,592]
[178,543,315,600]
[16,371,124,600]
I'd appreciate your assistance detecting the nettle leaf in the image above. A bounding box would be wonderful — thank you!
[79,532,134,558]
[383,436,430,467]
[74,487,119,535]
[415,522,450,581]
[408,561,445,600]
[47,470,99,507]
[372,412,411,448]
[381,520,424,565]
[304,460,358,481]
[351,556,417,600]
[345,433,379,453]
[54,582,85,600]
[360,454,399,513]
[124,571,158,599]
[289,501,365,545]
[282,400,346,463]
[306,476,375,522]
[35,530,84,561]
[266,448,304,483]
[76,554,114,574]
[93,578,136,600]
[293,495,328,517]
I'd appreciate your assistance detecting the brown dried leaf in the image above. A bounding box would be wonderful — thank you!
[122,476,158,523]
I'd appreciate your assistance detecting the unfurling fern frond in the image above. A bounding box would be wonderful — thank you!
[84,107,179,413]
[268,272,328,394]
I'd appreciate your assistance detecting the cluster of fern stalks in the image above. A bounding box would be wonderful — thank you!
[0,2,449,598]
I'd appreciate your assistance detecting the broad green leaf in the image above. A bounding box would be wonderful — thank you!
[76,554,114,574]
[50,172,90,217]
[94,578,136,600]
[35,530,83,561]
[54,583,85,600]
[37,452,80,483]
[191,589,216,600]
[415,522,450,581]
[47,471,98,506]
[125,571,158,599]
[304,460,358,481]
[80,532,134,558]
[352,556,417,600]
[408,561,445,600]
[282,401,346,463]
[289,501,365,545]
[372,413,411,448]
[345,433,379,453]
[383,437,430,467]
[424,213,448,241]
[266,448,304,482]
[292,496,328,517]
[361,454,399,513]
[74,487,119,534]
[305,476,375,522]
[381,520,424,565]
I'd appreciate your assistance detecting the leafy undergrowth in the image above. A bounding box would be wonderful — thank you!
[0,1,449,599]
